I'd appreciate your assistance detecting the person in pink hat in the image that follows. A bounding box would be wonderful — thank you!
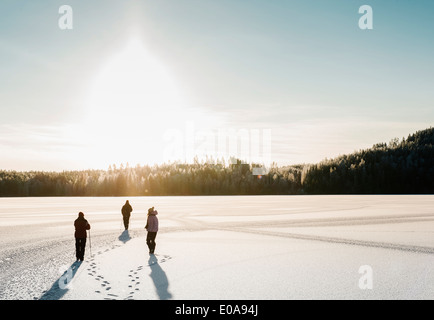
[145,207,159,254]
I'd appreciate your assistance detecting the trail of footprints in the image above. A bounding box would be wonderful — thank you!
[86,248,172,300]
[126,265,143,300]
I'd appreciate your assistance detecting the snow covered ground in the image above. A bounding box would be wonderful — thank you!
[0,195,433,300]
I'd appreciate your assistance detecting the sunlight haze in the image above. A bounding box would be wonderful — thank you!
[0,0,433,171]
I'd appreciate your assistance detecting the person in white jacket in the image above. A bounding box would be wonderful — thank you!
[145,207,159,254]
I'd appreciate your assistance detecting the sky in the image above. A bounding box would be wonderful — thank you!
[0,0,433,171]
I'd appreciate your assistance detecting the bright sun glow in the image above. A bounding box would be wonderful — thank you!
[80,37,214,168]
[87,37,185,121]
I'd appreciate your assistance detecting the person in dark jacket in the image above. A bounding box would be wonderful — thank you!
[121,200,133,230]
[145,207,159,254]
[74,212,91,261]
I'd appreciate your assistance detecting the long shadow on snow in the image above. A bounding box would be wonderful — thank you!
[148,254,172,300]
[118,230,131,244]
[39,261,82,300]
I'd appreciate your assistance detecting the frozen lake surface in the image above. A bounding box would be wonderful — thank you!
[0,195,433,300]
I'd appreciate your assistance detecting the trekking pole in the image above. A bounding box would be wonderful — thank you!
[88,230,92,257]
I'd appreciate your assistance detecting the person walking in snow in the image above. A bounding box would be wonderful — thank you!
[145,207,159,254]
[121,200,133,230]
[74,212,91,261]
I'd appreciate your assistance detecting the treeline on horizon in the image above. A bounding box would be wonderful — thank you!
[0,127,433,196]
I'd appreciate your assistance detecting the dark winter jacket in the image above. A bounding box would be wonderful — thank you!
[146,211,159,233]
[122,203,133,217]
[74,217,91,238]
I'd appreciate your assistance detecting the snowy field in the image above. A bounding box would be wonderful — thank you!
[0,195,433,300]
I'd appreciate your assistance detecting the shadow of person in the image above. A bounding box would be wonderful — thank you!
[118,230,131,244]
[39,261,82,300]
[148,255,172,300]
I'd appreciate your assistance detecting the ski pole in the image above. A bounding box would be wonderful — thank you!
[88,229,92,257]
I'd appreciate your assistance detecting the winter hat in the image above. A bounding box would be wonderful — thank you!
[78,212,84,218]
